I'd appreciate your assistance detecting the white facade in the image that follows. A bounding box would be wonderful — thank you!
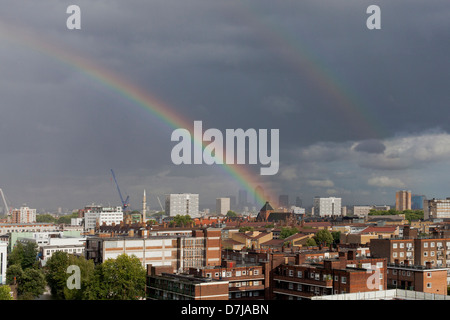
[12,207,36,223]
[165,194,199,217]
[216,198,230,215]
[84,205,123,230]
[0,242,6,285]
[313,197,342,216]
[39,237,86,263]
[424,198,450,220]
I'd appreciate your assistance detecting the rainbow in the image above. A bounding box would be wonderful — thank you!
[0,20,272,208]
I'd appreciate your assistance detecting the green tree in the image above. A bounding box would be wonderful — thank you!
[45,251,95,300]
[171,214,192,227]
[6,264,23,285]
[18,268,46,299]
[64,255,95,300]
[314,229,334,246]
[45,251,70,298]
[8,242,39,270]
[280,227,299,239]
[0,285,13,300]
[226,210,237,217]
[331,231,341,244]
[85,254,146,300]
[56,212,79,225]
[36,214,57,223]
[239,226,254,233]
[305,238,317,247]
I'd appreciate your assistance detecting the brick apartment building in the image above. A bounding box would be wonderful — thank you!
[188,259,268,300]
[386,263,448,295]
[370,237,450,268]
[272,251,387,300]
[146,266,229,300]
[85,227,222,272]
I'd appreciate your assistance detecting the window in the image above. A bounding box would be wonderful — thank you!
[427,283,432,288]
[341,276,347,284]
[297,271,303,278]
[235,271,241,277]
[400,243,404,248]
[393,243,398,249]
[393,252,398,258]
[424,242,428,248]
[427,272,432,278]
[288,270,294,277]
[431,242,435,248]
[254,270,259,275]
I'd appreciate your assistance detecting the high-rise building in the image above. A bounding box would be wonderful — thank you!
[295,196,302,208]
[396,190,411,211]
[313,197,342,217]
[423,198,450,220]
[11,206,36,224]
[412,195,426,210]
[165,193,199,217]
[278,195,289,208]
[227,195,237,210]
[254,186,265,205]
[83,205,123,230]
[216,198,231,215]
[238,190,248,208]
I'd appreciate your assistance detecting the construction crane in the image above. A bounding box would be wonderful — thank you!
[0,188,10,217]
[157,196,164,212]
[110,169,130,212]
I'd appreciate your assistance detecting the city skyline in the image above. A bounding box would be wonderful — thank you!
[0,1,448,212]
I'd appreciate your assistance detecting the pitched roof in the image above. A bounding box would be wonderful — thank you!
[260,201,274,212]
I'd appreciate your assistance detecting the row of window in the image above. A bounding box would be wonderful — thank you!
[205,269,260,278]
[388,269,432,278]
[393,242,450,249]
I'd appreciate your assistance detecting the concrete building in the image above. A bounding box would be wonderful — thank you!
[11,207,36,224]
[165,194,199,217]
[313,197,342,217]
[396,190,411,211]
[85,228,222,272]
[146,268,229,300]
[0,242,6,285]
[278,195,289,209]
[83,205,123,231]
[216,198,230,216]
[423,198,450,220]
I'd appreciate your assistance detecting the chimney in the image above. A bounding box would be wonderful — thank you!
[426,261,432,269]
[347,250,356,261]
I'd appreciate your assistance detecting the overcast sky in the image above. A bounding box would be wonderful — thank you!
[0,0,448,212]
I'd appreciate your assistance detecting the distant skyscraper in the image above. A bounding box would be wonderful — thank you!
[313,197,342,217]
[238,190,248,208]
[279,195,289,208]
[227,195,236,210]
[396,190,411,211]
[216,198,231,215]
[295,196,302,208]
[411,194,425,210]
[254,185,265,204]
[165,193,199,217]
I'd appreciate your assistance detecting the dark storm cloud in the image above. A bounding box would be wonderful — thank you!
[0,0,448,210]
[353,139,386,154]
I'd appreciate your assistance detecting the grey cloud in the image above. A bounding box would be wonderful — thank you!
[353,139,386,154]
